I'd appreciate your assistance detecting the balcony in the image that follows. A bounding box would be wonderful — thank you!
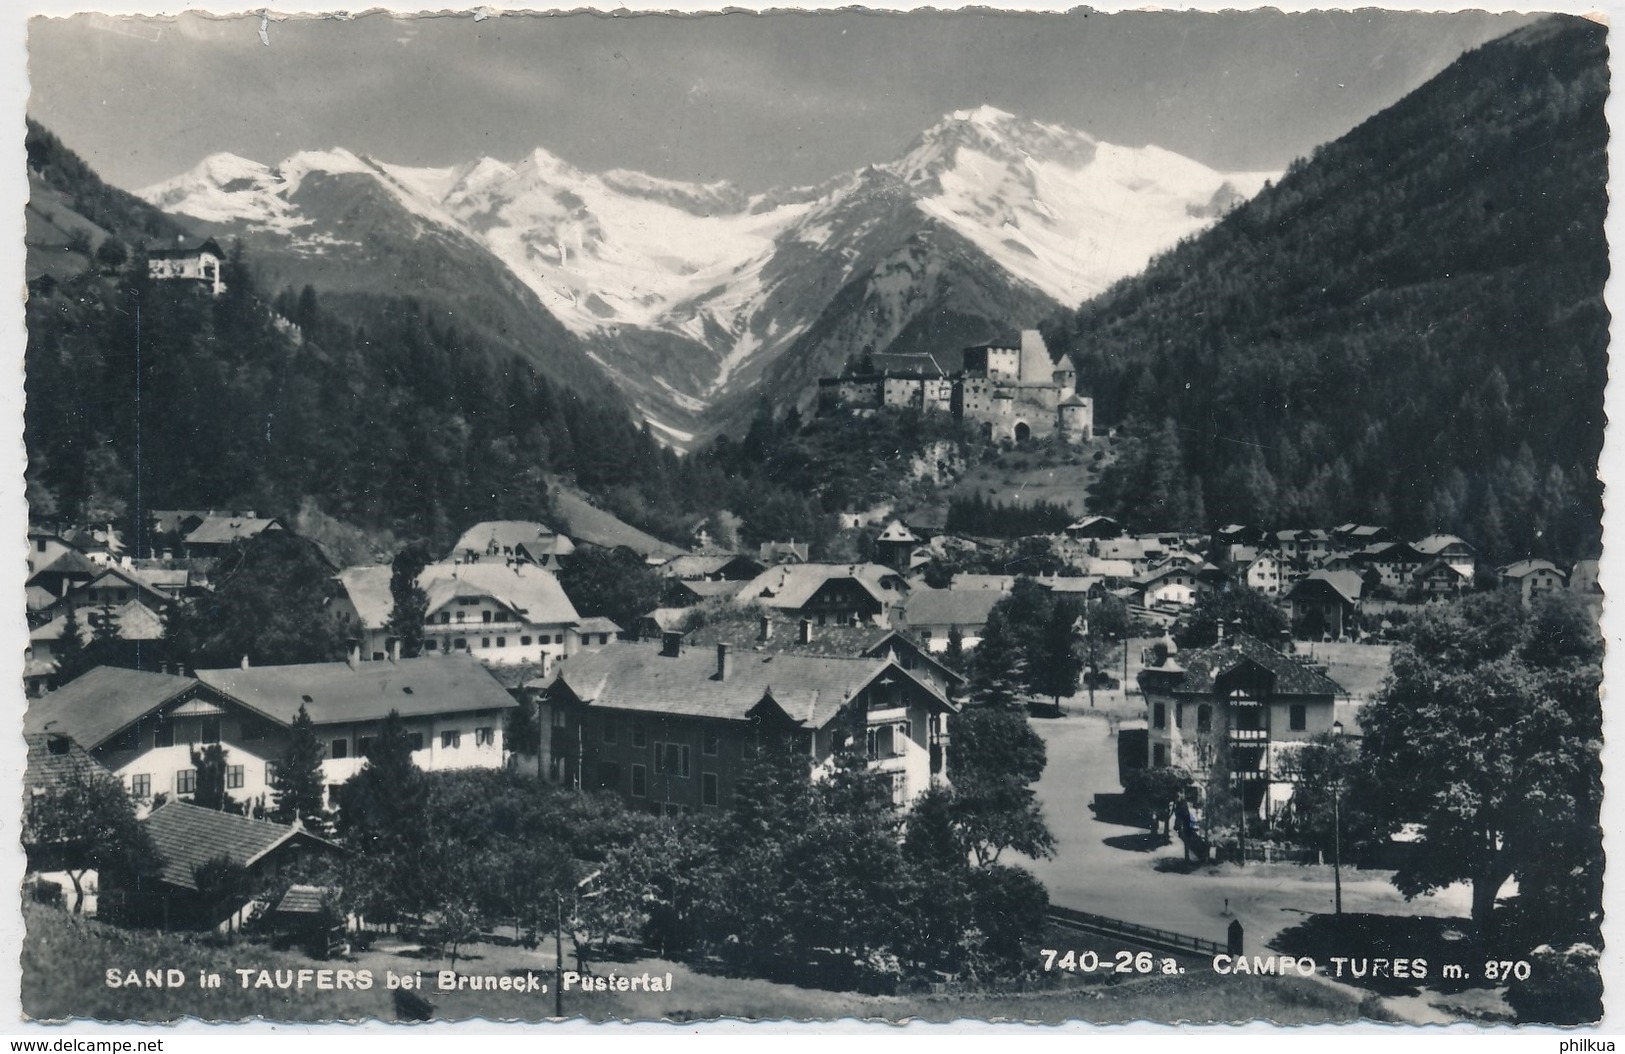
[1229,728,1269,743]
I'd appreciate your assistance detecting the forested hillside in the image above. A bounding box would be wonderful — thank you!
[1048,16,1607,561]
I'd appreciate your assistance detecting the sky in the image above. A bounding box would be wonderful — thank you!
[25,8,1541,194]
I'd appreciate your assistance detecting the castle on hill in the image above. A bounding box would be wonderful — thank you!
[817,330,1092,443]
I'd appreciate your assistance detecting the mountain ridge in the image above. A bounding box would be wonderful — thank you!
[137,106,1275,442]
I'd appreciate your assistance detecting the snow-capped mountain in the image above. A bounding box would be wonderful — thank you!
[140,106,1273,443]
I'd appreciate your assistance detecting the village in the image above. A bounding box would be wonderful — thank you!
[19,406,1604,1022]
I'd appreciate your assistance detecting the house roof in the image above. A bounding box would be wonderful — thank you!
[758,541,810,564]
[553,640,947,728]
[276,884,334,915]
[24,666,201,748]
[876,520,920,544]
[1415,533,1474,556]
[672,579,747,601]
[449,520,571,562]
[185,515,283,547]
[1414,558,1469,580]
[195,654,516,727]
[659,554,737,579]
[149,509,214,535]
[902,588,1004,627]
[141,802,334,891]
[28,548,101,584]
[737,563,904,612]
[871,352,949,377]
[23,732,107,798]
[1287,570,1365,607]
[336,562,581,630]
[1499,558,1564,579]
[949,574,1016,592]
[148,238,226,261]
[1143,633,1344,698]
[687,618,964,685]
[575,616,623,636]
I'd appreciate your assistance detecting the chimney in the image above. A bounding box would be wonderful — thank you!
[389,638,401,662]
[758,615,773,642]
[716,643,732,681]
[799,617,813,645]
[661,631,683,658]
[1216,620,1225,645]
[160,661,170,675]
[1230,618,1243,648]
[240,654,250,670]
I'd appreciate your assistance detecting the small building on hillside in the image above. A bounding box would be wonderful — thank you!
[1413,558,1472,597]
[1064,516,1123,540]
[146,238,227,296]
[736,563,909,627]
[1285,570,1364,640]
[873,519,922,572]
[1499,559,1569,607]
[545,637,957,814]
[183,515,286,558]
[449,520,574,569]
[1244,554,1284,596]
[1414,534,1478,579]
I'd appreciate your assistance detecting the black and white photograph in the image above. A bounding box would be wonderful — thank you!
[8,3,1613,1030]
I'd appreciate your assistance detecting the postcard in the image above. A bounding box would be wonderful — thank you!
[9,3,1614,1032]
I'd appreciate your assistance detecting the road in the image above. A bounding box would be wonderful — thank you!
[1021,709,1473,957]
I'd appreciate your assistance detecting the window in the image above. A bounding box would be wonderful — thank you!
[177,769,197,795]
[702,772,719,807]
[521,636,533,646]
[552,709,569,729]
[1197,705,1212,734]
[496,636,507,648]
[1153,703,1166,730]
[440,612,451,624]
[200,716,221,744]
[454,638,467,651]
[424,639,438,651]
[408,732,425,751]
[1175,704,1184,729]
[654,742,691,778]
[227,765,244,790]
[154,719,175,749]
[599,634,610,646]
[631,764,648,798]
[456,610,466,622]
[603,720,618,746]
[540,635,552,645]
[1290,704,1307,732]
[358,736,375,757]
[483,611,492,623]
[1153,744,1169,768]
[702,728,720,756]
[130,773,151,798]
[481,637,492,649]
[476,727,495,747]
[265,761,279,787]
[890,772,908,806]
[331,738,349,760]
[631,721,647,748]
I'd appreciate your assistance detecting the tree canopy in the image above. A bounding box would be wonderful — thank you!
[1356,591,1602,946]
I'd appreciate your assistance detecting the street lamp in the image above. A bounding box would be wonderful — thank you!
[1331,720,1344,916]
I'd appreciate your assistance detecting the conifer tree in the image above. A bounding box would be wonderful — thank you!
[273,703,328,833]
[54,605,86,683]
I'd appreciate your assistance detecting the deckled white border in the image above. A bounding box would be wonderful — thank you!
[0,0,1617,1043]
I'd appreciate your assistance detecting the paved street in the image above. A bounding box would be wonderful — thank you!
[1022,708,1473,957]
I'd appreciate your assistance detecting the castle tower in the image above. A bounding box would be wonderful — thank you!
[1058,393,1093,444]
[1018,330,1051,383]
[1052,366,1077,401]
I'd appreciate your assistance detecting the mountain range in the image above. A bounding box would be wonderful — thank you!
[138,106,1272,443]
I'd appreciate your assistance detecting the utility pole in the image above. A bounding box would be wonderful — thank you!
[553,893,564,1019]
[1332,720,1345,915]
